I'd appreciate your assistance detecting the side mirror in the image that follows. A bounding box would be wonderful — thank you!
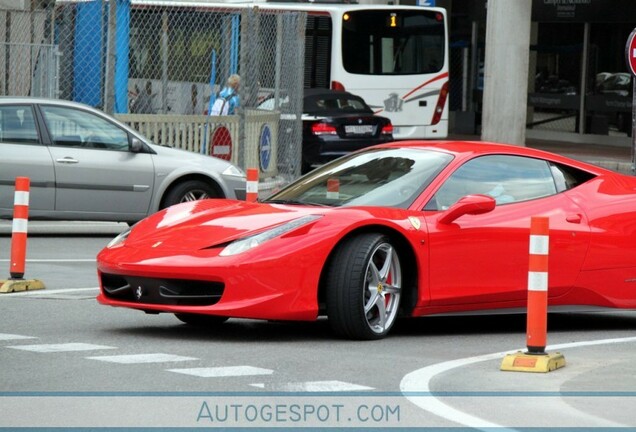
[130,137,144,153]
[437,194,496,225]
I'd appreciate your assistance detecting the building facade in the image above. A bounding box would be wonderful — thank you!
[445,0,634,146]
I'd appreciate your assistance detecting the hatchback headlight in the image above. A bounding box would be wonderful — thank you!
[222,165,245,178]
[220,215,321,256]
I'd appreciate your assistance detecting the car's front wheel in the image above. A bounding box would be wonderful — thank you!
[174,313,229,326]
[326,233,402,340]
[161,180,221,209]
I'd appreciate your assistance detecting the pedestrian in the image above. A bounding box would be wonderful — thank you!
[210,74,240,115]
[186,84,199,115]
[132,81,155,114]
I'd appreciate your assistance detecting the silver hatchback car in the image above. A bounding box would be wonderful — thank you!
[0,98,246,223]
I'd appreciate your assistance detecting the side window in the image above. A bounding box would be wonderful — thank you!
[427,155,557,210]
[0,106,39,144]
[40,106,129,151]
[549,162,595,192]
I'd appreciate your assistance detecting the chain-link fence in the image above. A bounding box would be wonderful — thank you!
[0,1,305,183]
[0,5,57,98]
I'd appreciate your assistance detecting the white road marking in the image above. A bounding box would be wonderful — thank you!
[0,333,37,341]
[0,287,99,298]
[0,221,127,234]
[0,259,96,262]
[274,381,374,392]
[7,343,116,353]
[400,336,636,429]
[168,366,273,378]
[87,353,197,364]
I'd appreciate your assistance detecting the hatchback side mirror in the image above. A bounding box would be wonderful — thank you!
[130,137,144,153]
[437,194,496,225]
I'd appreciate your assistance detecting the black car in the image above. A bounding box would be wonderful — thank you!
[301,89,393,173]
[259,89,394,174]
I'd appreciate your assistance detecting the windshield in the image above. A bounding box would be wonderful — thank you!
[341,10,445,75]
[266,148,453,208]
[304,92,372,116]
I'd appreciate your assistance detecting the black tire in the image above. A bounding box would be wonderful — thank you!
[162,180,221,209]
[326,233,402,340]
[174,313,229,326]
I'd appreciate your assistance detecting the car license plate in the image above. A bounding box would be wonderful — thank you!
[345,125,373,135]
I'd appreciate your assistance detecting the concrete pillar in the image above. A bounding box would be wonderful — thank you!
[481,0,532,145]
[527,22,538,127]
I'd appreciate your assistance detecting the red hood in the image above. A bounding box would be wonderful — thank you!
[125,199,327,250]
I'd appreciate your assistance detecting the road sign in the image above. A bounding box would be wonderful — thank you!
[210,126,232,161]
[627,28,636,76]
[625,27,636,175]
[259,125,272,172]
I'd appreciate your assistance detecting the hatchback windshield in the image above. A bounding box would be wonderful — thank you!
[265,148,453,208]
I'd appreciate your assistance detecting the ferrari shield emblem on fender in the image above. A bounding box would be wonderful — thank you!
[408,216,421,230]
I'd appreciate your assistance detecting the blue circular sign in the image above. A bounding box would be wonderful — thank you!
[259,124,272,171]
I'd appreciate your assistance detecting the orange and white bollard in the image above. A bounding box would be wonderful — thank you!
[326,178,340,200]
[526,216,549,353]
[10,177,30,279]
[0,177,45,293]
[500,216,565,372]
[245,168,259,202]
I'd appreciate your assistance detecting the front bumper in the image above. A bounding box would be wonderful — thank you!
[234,187,246,201]
[96,243,324,321]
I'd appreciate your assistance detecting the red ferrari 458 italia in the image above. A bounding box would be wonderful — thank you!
[97,140,636,339]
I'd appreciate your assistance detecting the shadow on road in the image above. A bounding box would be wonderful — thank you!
[100,311,636,343]
[391,312,636,338]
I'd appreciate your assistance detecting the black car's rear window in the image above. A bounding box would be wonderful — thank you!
[303,93,373,116]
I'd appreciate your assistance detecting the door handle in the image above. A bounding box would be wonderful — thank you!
[56,157,79,164]
[566,214,582,224]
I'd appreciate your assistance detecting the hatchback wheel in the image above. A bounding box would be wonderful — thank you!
[162,180,220,208]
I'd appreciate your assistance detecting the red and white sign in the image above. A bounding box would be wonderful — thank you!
[627,28,636,76]
[210,126,232,161]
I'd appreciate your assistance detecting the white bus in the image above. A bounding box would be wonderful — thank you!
[284,2,450,139]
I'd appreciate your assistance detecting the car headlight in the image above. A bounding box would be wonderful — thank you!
[107,227,132,248]
[222,165,245,178]
[220,215,322,256]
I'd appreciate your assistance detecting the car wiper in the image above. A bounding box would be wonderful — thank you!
[263,199,330,207]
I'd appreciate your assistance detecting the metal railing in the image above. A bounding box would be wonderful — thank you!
[117,110,283,179]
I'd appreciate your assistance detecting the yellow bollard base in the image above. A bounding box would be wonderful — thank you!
[0,279,46,293]
[500,351,566,373]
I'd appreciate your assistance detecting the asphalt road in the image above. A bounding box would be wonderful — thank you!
[1,222,636,429]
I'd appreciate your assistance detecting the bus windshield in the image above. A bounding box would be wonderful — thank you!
[341,10,445,76]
